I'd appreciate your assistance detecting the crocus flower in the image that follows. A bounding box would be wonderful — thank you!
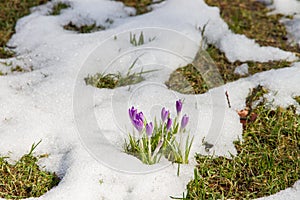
[133,117,144,132]
[146,122,153,138]
[180,114,189,130]
[161,107,169,122]
[176,99,182,116]
[129,106,137,122]
[166,118,172,131]
[129,106,144,132]
[137,111,144,121]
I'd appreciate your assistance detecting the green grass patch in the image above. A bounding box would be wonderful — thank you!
[63,22,106,33]
[129,31,156,46]
[0,0,49,59]
[294,96,300,105]
[0,62,32,75]
[166,45,292,94]
[84,69,152,89]
[50,2,70,15]
[0,47,14,59]
[165,63,209,94]
[0,141,60,199]
[117,0,165,15]
[10,65,32,73]
[85,72,127,89]
[185,93,300,199]
[85,58,157,89]
[204,44,291,83]
[204,0,300,54]
[245,85,268,109]
[130,32,145,46]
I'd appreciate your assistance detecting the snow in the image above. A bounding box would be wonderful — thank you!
[270,0,300,48]
[234,63,249,76]
[270,0,300,15]
[0,0,299,199]
[284,15,300,47]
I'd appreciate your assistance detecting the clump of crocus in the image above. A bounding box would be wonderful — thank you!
[126,106,163,164]
[124,99,193,165]
[129,106,144,133]
[162,100,193,165]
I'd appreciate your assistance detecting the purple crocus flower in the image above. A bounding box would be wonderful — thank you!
[129,106,137,122]
[129,107,144,132]
[176,99,182,116]
[180,114,189,130]
[161,107,169,122]
[166,118,172,131]
[146,122,153,138]
[133,117,144,132]
[137,111,144,121]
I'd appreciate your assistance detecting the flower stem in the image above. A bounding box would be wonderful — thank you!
[139,138,145,163]
[148,137,151,163]
[179,130,183,155]
[177,163,181,176]
[161,123,165,140]
[175,116,179,135]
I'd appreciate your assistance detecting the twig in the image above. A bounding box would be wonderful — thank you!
[225,91,231,108]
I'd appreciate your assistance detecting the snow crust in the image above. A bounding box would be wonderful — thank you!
[234,63,249,76]
[270,0,300,15]
[0,0,299,199]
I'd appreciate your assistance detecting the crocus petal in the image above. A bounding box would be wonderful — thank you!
[129,107,144,132]
[129,106,137,121]
[180,114,189,130]
[137,112,144,121]
[133,118,144,132]
[146,122,153,138]
[161,107,169,122]
[176,99,182,115]
[166,118,172,131]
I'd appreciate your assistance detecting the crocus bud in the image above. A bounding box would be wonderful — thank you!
[161,107,169,122]
[133,117,144,132]
[180,114,189,130]
[129,106,137,121]
[146,122,153,138]
[176,99,182,116]
[137,111,144,121]
[166,118,172,131]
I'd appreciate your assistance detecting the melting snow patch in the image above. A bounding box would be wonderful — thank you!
[234,63,249,76]
[0,0,299,199]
